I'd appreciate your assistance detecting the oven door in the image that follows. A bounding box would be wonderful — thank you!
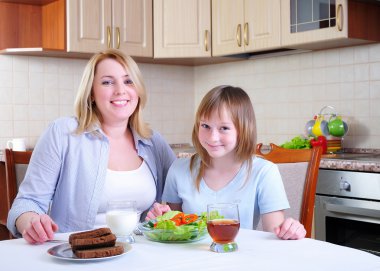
[315,195,380,256]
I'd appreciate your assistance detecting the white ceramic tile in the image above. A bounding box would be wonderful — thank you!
[13,105,29,120]
[13,121,29,138]
[0,121,13,137]
[339,47,354,65]
[29,87,45,105]
[370,100,380,117]
[370,81,380,98]
[44,87,59,104]
[0,105,12,120]
[354,81,370,99]
[369,43,380,62]
[44,73,59,89]
[0,55,13,71]
[0,87,12,104]
[340,65,354,83]
[13,71,29,88]
[354,46,369,63]
[13,56,29,72]
[354,100,370,117]
[0,71,13,87]
[60,90,75,105]
[354,63,369,81]
[29,72,45,89]
[12,88,29,105]
[29,57,44,72]
[28,104,44,121]
[369,62,380,80]
[58,74,74,90]
[28,120,46,137]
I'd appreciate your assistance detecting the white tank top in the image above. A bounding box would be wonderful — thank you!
[94,161,156,227]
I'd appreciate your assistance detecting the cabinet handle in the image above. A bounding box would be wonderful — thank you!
[236,24,242,47]
[107,26,111,48]
[337,4,343,31]
[116,27,120,49]
[204,30,209,51]
[244,22,249,46]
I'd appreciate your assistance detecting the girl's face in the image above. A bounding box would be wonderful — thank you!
[198,107,238,160]
[92,58,139,126]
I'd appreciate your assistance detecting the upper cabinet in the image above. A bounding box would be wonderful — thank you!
[281,0,380,50]
[67,0,152,57]
[212,0,281,57]
[153,0,211,58]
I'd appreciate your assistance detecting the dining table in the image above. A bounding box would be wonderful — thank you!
[1,228,379,271]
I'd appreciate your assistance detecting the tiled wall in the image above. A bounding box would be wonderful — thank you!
[0,55,194,150]
[1,42,379,150]
[194,43,380,149]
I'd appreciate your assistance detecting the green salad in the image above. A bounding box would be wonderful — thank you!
[139,211,208,242]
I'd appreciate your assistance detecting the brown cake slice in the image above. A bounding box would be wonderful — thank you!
[69,227,112,244]
[74,245,125,259]
[71,233,117,251]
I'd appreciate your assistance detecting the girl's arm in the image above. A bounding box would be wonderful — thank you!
[145,202,183,221]
[262,210,306,240]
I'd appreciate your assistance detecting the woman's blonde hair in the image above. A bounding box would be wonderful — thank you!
[190,85,257,190]
[74,49,151,138]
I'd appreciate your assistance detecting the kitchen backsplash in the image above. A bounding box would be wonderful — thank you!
[0,43,379,150]
[0,56,195,149]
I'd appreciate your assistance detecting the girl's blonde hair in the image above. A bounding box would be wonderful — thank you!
[190,85,257,190]
[74,49,151,138]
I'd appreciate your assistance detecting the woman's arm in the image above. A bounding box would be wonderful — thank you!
[262,210,306,240]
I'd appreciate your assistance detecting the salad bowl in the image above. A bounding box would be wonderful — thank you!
[137,211,208,243]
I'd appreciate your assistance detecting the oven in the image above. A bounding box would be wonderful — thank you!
[315,169,380,256]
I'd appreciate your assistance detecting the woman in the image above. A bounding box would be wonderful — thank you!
[148,85,306,240]
[7,49,176,244]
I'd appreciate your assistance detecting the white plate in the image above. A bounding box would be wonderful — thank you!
[47,242,131,262]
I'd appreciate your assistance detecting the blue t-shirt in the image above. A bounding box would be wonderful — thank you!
[162,156,290,229]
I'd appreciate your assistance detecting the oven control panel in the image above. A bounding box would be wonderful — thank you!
[316,169,380,201]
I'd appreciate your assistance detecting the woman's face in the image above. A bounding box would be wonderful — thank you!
[92,58,139,126]
[198,107,238,160]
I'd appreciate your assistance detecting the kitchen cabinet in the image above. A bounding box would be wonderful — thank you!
[67,0,152,57]
[281,0,380,50]
[211,0,281,57]
[0,0,152,58]
[153,0,211,58]
[0,0,65,51]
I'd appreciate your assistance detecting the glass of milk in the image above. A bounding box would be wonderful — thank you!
[106,200,139,243]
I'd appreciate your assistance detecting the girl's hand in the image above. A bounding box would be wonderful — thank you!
[274,217,306,240]
[16,212,59,244]
[145,202,171,221]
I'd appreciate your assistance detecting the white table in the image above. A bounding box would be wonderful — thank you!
[1,229,379,271]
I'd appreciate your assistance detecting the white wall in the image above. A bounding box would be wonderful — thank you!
[1,42,379,150]
[0,56,194,150]
[194,43,380,149]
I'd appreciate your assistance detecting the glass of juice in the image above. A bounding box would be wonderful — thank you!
[206,203,240,253]
[106,200,139,243]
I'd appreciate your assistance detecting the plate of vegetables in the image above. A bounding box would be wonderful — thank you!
[138,211,208,243]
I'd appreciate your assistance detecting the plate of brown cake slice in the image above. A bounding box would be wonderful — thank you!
[47,227,131,262]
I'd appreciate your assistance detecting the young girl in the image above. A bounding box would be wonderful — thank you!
[147,85,306,240]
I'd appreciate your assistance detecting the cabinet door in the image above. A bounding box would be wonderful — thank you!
[212,0,245,56]
[244,0,281,52]
[281,0,347,47]
[113,0,153,57]
[66,0,112,53]
[154,0,211,58]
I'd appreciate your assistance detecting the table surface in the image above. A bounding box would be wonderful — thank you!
[1,229,379,271]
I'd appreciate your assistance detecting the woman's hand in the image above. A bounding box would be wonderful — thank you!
[274,217,306,240]
[145,202,171,221]
[15,212,59,244]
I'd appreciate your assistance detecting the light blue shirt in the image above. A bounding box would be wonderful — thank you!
[7,117,176,237]
[162,156,290,229]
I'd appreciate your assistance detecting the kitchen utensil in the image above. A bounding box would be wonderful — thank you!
[312,115,329,137]
[305,120,316,137]
[328,115,348,137]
